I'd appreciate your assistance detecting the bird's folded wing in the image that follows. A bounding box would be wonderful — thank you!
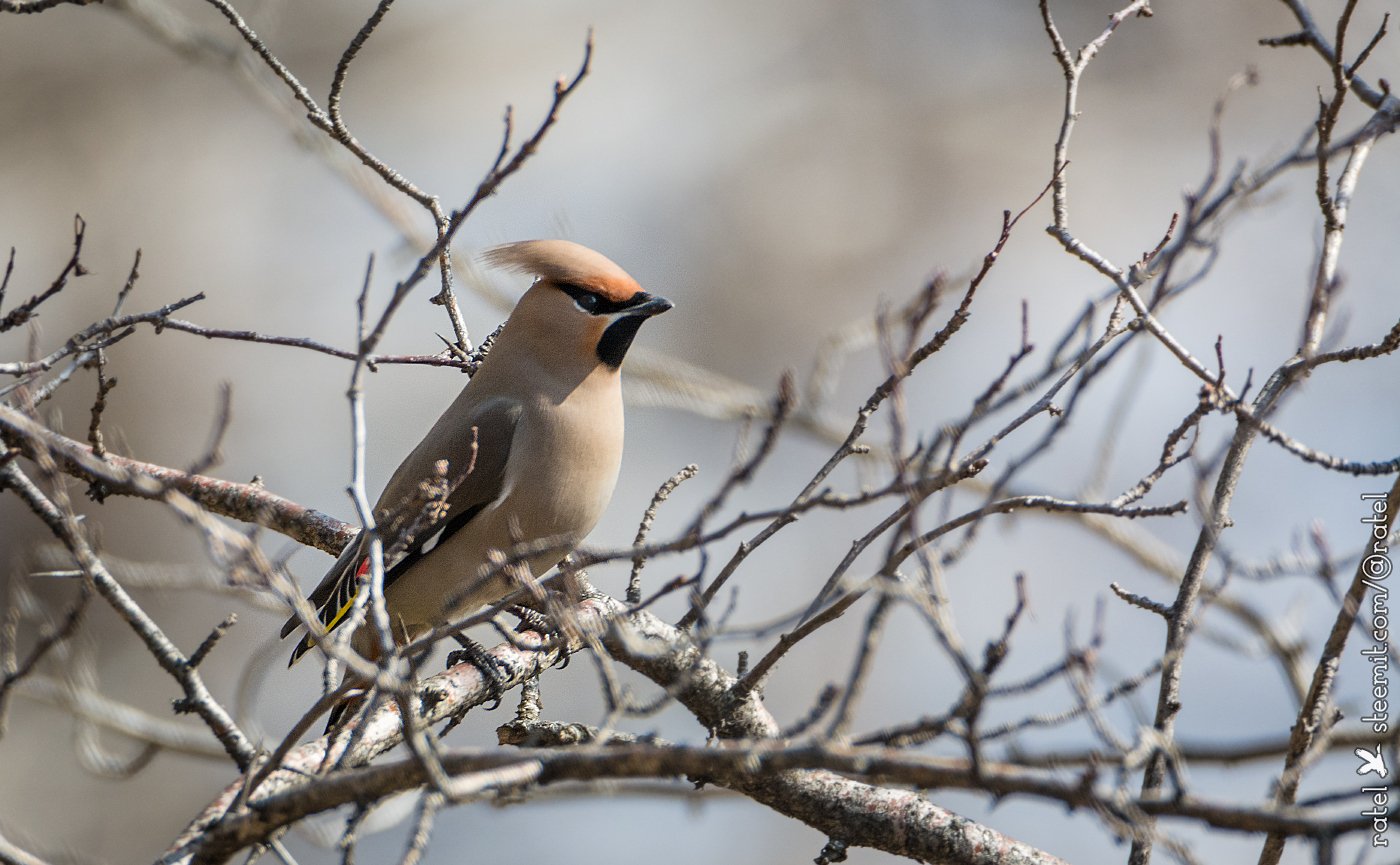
[280,397,523,660]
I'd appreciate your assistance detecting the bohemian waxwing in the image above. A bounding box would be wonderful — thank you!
[281,239,672,666]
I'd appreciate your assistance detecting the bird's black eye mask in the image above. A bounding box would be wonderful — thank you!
[557,282,654,316]
[555,281,672,368]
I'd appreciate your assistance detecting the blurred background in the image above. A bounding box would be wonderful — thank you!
[2,1,1398,863]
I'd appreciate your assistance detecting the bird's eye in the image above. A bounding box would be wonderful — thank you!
[558,282,609,314]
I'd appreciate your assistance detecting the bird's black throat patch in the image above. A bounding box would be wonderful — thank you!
[597,315,648,368]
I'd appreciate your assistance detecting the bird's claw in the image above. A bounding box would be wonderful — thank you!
[506,605,569,669]
[447,635,511,710]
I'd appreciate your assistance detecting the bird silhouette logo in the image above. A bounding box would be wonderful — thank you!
[1355,746,1389,778]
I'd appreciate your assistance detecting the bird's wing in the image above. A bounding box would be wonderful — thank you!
[282,397,523,663]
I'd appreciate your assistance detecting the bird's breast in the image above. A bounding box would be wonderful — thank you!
[498,385,625,543]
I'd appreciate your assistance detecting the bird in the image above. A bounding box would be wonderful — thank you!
[281,239,672,678]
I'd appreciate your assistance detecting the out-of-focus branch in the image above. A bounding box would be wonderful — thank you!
[9,674,225,760]
[0,828,54,865]
[0,455,256,768]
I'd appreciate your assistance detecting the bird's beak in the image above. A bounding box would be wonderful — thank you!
[629,293,674,318]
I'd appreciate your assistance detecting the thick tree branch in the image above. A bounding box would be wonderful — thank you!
[0,402,353,554]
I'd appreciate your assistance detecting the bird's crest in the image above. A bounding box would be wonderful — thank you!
[483,239,644,303]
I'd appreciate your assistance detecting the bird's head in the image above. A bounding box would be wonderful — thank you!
[483,240,672,372]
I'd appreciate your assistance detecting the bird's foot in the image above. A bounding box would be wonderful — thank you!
[507,605,569,669]
[447,634,511,711]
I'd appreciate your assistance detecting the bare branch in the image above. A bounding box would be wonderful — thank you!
[0,0,98,12]
[0,402,354,553]
[627,464,700,604]
[0,456,255,768]
[1257,476,1400,864]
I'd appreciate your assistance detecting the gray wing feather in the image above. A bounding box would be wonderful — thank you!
[280,396,522,656]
